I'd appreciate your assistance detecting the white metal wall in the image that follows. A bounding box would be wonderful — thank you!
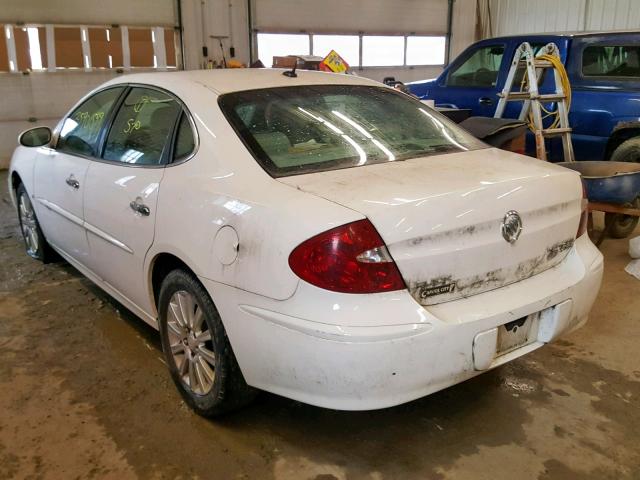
[585,0,640,31]
[254,0,449,34]
[0,0,175,26]
[487,0,640,36]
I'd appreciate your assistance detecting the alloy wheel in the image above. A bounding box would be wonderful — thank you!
[167,290,216,395]
[19,192,39,257]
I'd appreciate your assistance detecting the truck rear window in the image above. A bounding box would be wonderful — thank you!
[582,45,640,78]
[218,85,484,177]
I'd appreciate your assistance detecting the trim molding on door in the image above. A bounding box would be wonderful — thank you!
[83,221,134,254]
[36,197,83,226]
[36,197,133,254]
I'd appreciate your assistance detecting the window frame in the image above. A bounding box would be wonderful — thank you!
[444,42,507,89]
[53,83,199,169]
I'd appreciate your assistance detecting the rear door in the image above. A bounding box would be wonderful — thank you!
[433,42,508,116]
[34,87,125,263]
[564,35,640,161]
[82,86,188,316]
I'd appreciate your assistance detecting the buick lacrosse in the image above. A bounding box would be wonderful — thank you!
[9,69,603,416]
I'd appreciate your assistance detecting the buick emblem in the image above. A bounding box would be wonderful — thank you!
[501,210,523,244]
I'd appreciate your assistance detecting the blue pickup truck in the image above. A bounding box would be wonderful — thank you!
[408,32,640,164]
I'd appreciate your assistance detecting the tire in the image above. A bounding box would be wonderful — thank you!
[604,197,640,239]
[157,269,256,417]
[16,183,51,262]
[610,137,640,163]
[605,138,640,238]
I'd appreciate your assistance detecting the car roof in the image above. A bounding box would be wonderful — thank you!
[103,68,381,95]
[489,30,640,41]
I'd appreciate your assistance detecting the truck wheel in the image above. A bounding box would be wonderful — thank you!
[611,137,640,163]
[604,197,640,239]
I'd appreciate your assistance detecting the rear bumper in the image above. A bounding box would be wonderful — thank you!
[201,234,603,410]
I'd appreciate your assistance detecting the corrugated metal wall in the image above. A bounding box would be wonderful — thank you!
[585,0,640,31]
[488,0,640,36]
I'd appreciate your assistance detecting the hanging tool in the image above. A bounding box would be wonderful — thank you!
[210,35,229,68]
[494,42,574,162]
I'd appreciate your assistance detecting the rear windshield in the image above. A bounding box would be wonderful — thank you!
[218,85,484,177]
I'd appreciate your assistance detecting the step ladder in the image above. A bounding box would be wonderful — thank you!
[494,42,574,162]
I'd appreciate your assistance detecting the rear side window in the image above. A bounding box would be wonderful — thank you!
[219,85,484,177]
[173,113,196,161]
[447,45,505,87]
[57,87,124,157]
[103,87,181,165]
[582,45,640,78]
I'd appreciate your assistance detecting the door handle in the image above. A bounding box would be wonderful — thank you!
[129,198,150,216]
[65,175,80,189]
[479,97,494,106]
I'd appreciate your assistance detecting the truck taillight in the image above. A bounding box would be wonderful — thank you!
[288,219,406,294]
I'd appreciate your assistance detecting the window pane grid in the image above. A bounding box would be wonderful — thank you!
[0,24,178,72]
[257,33,447,68]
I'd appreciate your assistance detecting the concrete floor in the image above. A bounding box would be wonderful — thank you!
[0,171,639,480]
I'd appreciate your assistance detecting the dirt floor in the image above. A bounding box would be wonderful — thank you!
[0,171,639,480]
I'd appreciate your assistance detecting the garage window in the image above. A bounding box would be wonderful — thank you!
[89,27,123,69]
[312,35,359,67]
[362,36,404,67]
[257,33,310,66]
[2,23,177,72]
[406,36,446,66]
[128,28,155,67]
[54,27,84,68]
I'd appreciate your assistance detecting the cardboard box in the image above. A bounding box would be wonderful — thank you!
[272,55,323,70]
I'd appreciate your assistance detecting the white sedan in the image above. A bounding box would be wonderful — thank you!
[9,69,603,416]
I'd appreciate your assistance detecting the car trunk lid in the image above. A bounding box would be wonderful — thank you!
[279,148,583,305]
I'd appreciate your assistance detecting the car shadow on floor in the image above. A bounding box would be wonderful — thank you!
[81,271,540,472]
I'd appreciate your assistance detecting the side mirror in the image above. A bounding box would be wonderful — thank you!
[19,126,52,148]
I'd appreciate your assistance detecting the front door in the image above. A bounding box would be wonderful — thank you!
[33,149,90,262]
[82,86,182,317]
[33,87,125,263]
[436,43,507,116]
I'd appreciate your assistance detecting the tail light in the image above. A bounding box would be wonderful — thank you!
[576,181,589,237]
[288,219,406,294]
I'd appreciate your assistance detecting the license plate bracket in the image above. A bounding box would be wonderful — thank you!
[497,312,540,355]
